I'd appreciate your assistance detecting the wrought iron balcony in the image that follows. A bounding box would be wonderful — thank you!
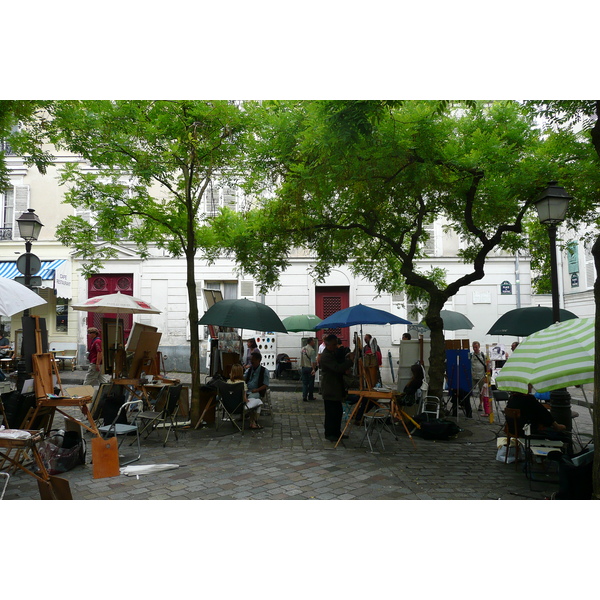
[0,228,13,240]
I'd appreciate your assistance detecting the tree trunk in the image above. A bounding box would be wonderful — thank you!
[185,248,202,426]
[592,234,600,499]
[424,294,447,401]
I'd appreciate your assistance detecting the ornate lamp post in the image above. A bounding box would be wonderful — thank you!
[534,181,572,430]
[15,208,44,392]
[16,208,44,290]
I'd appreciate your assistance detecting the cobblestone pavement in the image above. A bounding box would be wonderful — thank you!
[2,377,594,501]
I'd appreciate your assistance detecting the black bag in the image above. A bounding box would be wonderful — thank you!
[415,418,461,441]
[38,430,86,475]
[100,389,128,425]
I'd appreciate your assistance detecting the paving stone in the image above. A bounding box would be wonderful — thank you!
[4,385,593,501]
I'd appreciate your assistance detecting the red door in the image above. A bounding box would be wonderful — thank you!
[87,274,134,339]
[315,286,350,347]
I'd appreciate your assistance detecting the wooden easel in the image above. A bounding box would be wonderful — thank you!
[0,430,72,499]
[336,358,420,449]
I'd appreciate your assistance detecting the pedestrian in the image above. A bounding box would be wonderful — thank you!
[0,330,11,358]
[470,341,487,412]
[244,338,259,370]
[300,336,317,402]
[319,333,354,442]
[402,332,412,341]
[83,327,109,387]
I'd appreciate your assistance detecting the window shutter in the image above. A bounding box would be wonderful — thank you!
[422,222,436,256]
[12,185,30,237]
[584,244,595,289]
[75,206,93,223]
[203,183,220,217]
[222,186,237,211]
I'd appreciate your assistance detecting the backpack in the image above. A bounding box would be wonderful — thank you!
[414,417,461,441]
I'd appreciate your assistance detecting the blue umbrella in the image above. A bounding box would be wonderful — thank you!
[314,304,411,329]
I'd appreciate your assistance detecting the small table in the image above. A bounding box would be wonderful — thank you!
[0,357,15,372]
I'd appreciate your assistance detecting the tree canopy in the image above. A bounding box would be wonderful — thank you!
[45,100,254,420]
[213,100,593,398]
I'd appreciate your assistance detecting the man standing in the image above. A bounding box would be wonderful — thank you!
[84,326,108,387]
[300,337,317,402]
[0,330,11,358]
[319,333,354,442]
[470,341,487,412]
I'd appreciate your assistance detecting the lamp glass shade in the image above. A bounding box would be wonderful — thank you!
[534,182,572,225]
[534,197,569,225]
[16,209,44,241]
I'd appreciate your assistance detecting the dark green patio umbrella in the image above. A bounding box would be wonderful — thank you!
[420,310,474,331]
[487,306,578,337]
[198,298,288,333]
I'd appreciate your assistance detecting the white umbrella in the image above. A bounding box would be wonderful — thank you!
[0,277,47,316]
[495,317,594,393]
[71,292,161,367]
[71,292,161,316]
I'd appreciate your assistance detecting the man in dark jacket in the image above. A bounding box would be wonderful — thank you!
[320,333,354,441]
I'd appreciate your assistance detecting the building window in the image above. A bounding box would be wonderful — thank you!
[1,185,30,240]
[56,298,69,333]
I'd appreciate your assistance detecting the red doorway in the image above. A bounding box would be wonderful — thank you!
[87,274,134,340]
[315,286,350,347]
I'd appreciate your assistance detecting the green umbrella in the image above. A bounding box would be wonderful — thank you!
[198,298,288,333]
[487,306,578,337]
[281,314,322,333]
[420,310,474,331]
[496,317,594,393]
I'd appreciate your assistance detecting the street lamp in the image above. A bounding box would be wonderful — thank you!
[16,208,44,251]
[534,181,573,431]
[15,208,44,393]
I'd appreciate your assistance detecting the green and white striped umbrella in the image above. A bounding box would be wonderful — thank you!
[495,317,594,393]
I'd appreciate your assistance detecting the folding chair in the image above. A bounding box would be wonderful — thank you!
[523,433,564,489]
[98,399,143,466]
[360,407,398,452]
[492,389,510,424]
[214,381,247,434]
[419,395,441,421]
[136,384,182,446]
[0,471,9,500]
[260,388,273,416]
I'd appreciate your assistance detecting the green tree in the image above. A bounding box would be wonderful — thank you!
[527,100,600,499]
[214,100,572,401]
[0,100,54,192]
[44,100,253,422]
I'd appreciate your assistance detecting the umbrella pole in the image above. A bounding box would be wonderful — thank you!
[456,355,460,425]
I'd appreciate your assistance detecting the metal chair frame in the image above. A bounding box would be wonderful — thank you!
[98,399,143,466]
[360,407,398,452]
[136,384,182,446]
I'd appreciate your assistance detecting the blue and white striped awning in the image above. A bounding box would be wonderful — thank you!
[0,259,66,281]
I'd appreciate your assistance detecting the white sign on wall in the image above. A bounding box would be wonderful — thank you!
[54,260,72,299]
